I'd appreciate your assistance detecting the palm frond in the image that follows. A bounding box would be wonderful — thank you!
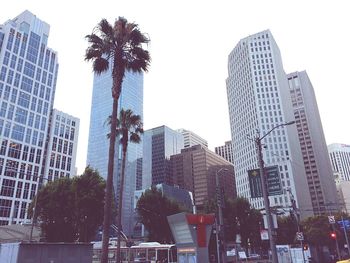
[93,58,109,74]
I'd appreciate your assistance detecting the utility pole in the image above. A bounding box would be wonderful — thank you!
[255,136,278,263]
[254,121,295,263]
[216,168,227,263]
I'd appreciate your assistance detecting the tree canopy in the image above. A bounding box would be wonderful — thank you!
[30,167,105,242]
[136,187,187,243]
[205,197,262,249]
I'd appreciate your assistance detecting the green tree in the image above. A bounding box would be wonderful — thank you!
[136,187,185,243]
[30,167,105,242]
[276,215,297,245]
[115,109,143,261]
[85,17,150,263]
[205,197,262,249]
[73,167,106,242]
[302,215,331,246]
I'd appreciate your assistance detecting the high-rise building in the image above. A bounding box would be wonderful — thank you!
[142,125,184,189]
[287,71,338,214]
[44,109,79,181]
[86,68,143,235]
[226,30,312,218]
[0,11,60,225]
[170,145,235,211]
[215,141,234,164]
[328,143,350,181]
[177,128,208,148]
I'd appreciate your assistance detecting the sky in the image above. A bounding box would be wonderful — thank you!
[1,0,349,174]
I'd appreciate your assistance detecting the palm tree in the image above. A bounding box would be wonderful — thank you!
[85,17,150,263]
[114,108,143,262]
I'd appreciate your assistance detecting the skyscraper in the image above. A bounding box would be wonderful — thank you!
[142,125,184,189]
[215,141,234,164]
[177,128,208,148]
[170,145,235,211]
[328,143,350,181]
[287,71,338,214]
[86,69,143,235]
[44,109,79,182]
[0,11,59,225]
[226,30,312,218]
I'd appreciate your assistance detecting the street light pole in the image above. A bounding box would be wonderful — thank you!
[255,121,295,263]
[29,176,48,242]
[216,168,228,263]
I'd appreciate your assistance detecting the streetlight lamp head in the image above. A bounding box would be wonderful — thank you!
[285,121,295,126]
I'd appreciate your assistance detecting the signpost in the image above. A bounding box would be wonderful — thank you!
[248,166,283,198]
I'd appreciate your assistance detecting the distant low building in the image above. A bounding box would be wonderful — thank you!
[215,141,234,164]
[133,183,194,237]
[170,145,235,212]
[177,128,208,149]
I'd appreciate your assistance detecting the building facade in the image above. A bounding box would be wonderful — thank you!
[142,125,184,189]
[0,11,59,225]
[44,109,79,181]
[226,30,312,218]
[170,145,235,211]
[287,71,338,214]
[177,128,208,148]
[215,141,234,164]
[86,67,143,236]
[328,143,350,181]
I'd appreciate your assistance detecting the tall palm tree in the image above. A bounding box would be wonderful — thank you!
[114,108,143,262]
[85,17,150,263]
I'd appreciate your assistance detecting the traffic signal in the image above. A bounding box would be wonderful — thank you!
[303,244,308,250]
[330,232,337,239]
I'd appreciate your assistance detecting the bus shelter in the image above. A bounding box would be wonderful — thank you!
[167,212,215,263]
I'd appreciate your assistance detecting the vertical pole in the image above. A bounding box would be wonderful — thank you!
[216,169,226,263]
[216,219,220,263]
[342,215,350,257]
[255,137,278,263]
[29,190,39,242]
[332,223,341,260]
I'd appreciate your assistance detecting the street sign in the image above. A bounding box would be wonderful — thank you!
[328,215,336,224]
[248,165,283,198]
[266,166,283,195]
[296,232,304,241]
[338,219,350,230]
[260,229,269,240]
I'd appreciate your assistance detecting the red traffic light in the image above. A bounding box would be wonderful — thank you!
[330,232,337,239]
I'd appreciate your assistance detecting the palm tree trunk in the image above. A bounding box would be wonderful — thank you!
[101,98,118,263]
[116,147,127,263]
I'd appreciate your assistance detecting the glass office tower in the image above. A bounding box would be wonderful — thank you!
[87,68,143,236]
[0,11,58,224]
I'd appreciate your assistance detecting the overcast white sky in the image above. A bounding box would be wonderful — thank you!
[1,0,349,174]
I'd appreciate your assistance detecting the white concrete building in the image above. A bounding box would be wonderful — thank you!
[226,30,312,218]
[177,128,208,149]
[44,109,79,181]
[0,11,58,225]
[287,71,338,215]
[328,143,350,181]
[0,11,79,226]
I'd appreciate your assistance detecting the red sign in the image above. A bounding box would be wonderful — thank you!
[186,214,215,247]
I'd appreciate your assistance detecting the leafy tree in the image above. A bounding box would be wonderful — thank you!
[136,187,185,243]
[276,215,298,244]
[32,178,75,242]
[204,197,262,249]
[302,215,332,247]
[30,167,105,242]
[72,167,106,242]
[114,109,143,260]
[85,17,150,263]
